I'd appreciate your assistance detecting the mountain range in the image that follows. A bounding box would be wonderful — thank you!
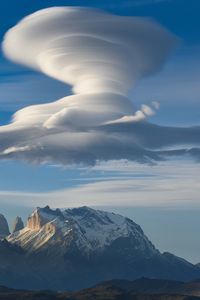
[0,206,200,290]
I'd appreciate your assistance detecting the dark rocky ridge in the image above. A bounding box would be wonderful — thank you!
[12,217,24,233]
[0,214,10,238]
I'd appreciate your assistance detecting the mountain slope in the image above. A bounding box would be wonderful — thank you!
[0,206,199,290]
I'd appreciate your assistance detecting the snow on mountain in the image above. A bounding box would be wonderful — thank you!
[2,206,200,290]
[7,206,158,256]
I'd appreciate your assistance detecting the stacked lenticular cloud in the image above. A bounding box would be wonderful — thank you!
[2,7,175,128]
[1,7,200,165]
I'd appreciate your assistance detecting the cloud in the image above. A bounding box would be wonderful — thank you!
[0,7,200,166]
[0,160,200,209]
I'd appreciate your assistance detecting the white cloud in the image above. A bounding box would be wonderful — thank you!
[0,7,200,166]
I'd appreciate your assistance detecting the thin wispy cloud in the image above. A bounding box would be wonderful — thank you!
[0,160,199,209]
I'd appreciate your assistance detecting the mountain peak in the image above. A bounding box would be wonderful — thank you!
[27,208,48,230]
[8,206,158,256]
[0,214,10,238]
[12,216,24,233]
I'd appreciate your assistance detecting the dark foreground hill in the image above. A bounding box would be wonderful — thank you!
[96,278,200,296]
[1,206,200,290]
[2,278,200,300]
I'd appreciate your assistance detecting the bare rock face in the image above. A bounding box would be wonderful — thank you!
[27,208,48,230]
[12,217,24,233]
[0,214,10,238]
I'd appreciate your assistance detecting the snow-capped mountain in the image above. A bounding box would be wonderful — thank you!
[8,206,158,257]
[0,206,200,291]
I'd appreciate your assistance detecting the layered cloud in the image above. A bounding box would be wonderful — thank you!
[1,7,200,166]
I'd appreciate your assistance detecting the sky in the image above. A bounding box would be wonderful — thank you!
[0,0,200,263]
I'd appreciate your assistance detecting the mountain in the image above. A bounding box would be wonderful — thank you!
[0,214,10,238]
[8,205,159,256]
[12,217,24,233]
[0,206,200,290]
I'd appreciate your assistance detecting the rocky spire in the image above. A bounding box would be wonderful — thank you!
[0,214,10,238]
[12,216,24,233]
[27,208,48,230]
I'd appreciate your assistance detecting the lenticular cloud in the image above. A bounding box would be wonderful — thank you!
[3,7,175,127]
[1,7,200,165]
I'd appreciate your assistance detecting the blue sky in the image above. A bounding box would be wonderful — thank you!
[0,0,200,263]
